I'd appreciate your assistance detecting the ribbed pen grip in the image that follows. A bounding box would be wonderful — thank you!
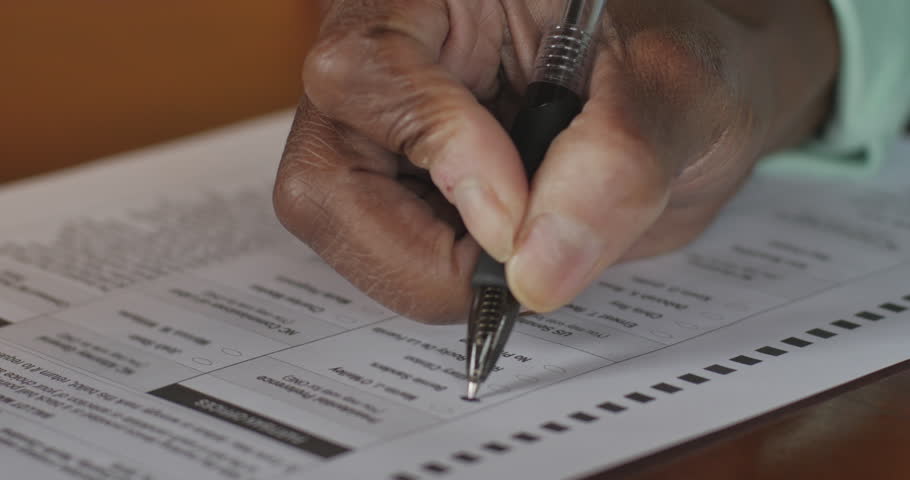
[532,24,598,96]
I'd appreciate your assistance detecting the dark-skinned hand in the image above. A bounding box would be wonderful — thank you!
[274,0,839,323]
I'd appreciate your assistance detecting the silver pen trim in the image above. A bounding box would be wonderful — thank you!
[532,0,607,95]
[466,286,520,386]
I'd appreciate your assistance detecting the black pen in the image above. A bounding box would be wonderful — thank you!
[465,0,607,400]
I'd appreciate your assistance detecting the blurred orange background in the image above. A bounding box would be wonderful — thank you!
[1,1,320,184]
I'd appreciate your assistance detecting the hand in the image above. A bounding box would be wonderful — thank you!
[274,0,838,322]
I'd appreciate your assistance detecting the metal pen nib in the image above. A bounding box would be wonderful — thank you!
[466,380,480,401]
[465,285,520,400]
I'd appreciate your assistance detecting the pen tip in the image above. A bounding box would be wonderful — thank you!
[466,381,480,401]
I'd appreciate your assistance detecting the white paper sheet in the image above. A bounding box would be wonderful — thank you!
[0,111,908,480]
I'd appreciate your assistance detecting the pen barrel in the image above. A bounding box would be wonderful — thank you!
[511,82,583,178]
[470,84,582,288]
[466,1,605,393]
[471,8,602,288]
[562,0,607,35]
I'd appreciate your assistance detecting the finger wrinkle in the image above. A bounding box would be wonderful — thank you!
[279,118,473,323]
[380,80,470,165]
[328,37,462,157]
[273,166,334,243]
[499,0,545,85]
[294,134,340,172]
[669,102,761,204]
[283,109,345,173]
[560,118,669,210]
[438,0,504,99]
[324,0,450,52]
[293,108,401,178]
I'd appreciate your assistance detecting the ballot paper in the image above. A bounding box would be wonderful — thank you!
[1,111,909,480]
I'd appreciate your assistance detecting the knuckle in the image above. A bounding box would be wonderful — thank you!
[304,11,424,110]
[303,20,462,164]
[302,32,362,112]
[348,28,461,159]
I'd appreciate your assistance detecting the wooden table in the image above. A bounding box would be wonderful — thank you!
[3,3,908,479]
[600,362,910,480]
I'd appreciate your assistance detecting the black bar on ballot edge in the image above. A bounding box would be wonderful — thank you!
[149,383,351,459]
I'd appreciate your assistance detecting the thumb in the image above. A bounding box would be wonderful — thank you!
[505,63,673,312]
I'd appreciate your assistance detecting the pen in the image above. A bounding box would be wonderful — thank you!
[465,0,607,401]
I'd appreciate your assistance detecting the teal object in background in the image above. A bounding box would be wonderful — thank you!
[762,0,910,176]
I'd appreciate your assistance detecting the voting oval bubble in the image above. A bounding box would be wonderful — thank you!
[674,320,704,330]
[723,301,750,312]
[357,305,386,317]
[486,384,512,395]
[427,403,455,415]
[335,314,360,325]
[700,311,725,322]
[648,329,674,339]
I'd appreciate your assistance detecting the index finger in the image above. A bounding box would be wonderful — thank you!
[304,0,527,262]
[274,103,479,323]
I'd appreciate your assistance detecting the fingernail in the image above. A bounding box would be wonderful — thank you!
[507,213,602,312]
[452,179,514,262]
